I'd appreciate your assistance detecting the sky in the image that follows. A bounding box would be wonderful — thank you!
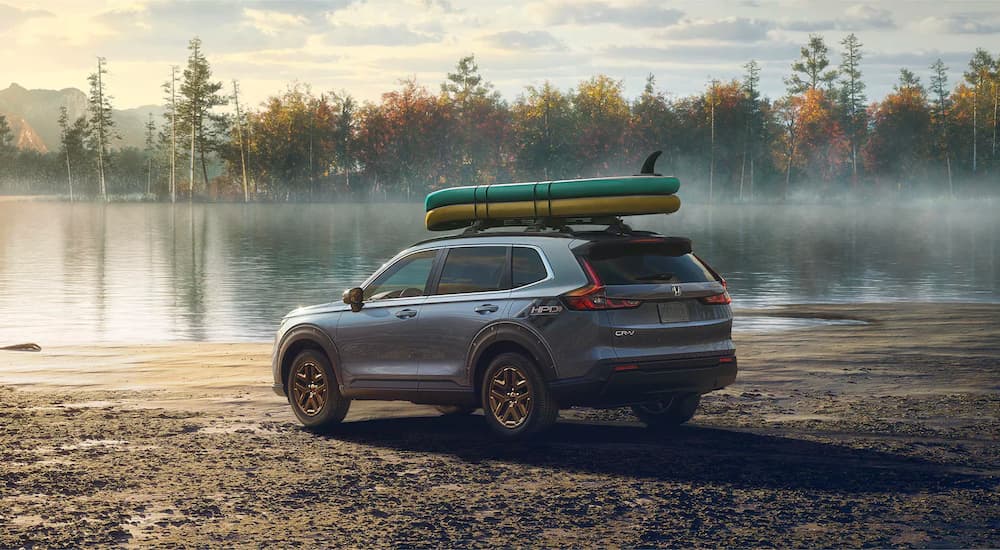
[1,0,998,110]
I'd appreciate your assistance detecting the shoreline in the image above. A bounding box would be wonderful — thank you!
[0,302,997,546]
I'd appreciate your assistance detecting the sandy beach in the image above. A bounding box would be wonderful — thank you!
[0,303,997,547]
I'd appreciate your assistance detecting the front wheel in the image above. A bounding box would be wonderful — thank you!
[481,352,558,438]
[632,393,700,429]
[288,349,350,431]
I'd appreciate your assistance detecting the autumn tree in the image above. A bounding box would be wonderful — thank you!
[773,89,847,197]
[354,79,448,198]
[786,34,838,94]
[627,74,677,171]
[511,81,576,180]
[574,75,630,175]
[863,69,932,189]
[441,55,509,183]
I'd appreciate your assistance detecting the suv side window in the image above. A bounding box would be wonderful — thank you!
[364,250,437,301]
[436,246,509,295]
[512,247,548,287]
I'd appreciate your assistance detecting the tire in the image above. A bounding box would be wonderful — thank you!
[481,352,558,438]
[435,405,477,416]
[631,393,700,429]
[287,349,350,431]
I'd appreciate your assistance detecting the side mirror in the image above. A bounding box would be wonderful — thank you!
[343,287,364,312]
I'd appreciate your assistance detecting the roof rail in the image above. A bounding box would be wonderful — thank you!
[461,216,637,236]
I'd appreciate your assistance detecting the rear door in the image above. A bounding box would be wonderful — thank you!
[579,239,734,361]
[416,245,512,391]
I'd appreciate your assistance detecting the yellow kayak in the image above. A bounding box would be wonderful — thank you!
[425,194,681,231]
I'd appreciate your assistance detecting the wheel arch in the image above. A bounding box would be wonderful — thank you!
[277,325,343,393]
[467,322,558,392]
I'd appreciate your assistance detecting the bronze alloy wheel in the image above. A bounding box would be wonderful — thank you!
[488,365,533,428]
[292,360,327,417]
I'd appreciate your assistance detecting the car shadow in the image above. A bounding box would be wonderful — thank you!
[318,414,993,494]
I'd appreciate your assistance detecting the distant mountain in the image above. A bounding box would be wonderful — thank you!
[0,83,165,152]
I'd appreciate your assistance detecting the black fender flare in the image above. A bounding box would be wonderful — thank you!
[276,324,343,390]
[465,321,558,385]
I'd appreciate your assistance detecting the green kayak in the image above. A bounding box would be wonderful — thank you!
[424,175,680,212]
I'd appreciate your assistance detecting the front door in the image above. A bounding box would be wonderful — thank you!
[336,249,439,391]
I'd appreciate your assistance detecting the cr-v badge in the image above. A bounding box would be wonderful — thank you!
[615,330,636,337]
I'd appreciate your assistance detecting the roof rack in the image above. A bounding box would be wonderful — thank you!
[461,216,637,236]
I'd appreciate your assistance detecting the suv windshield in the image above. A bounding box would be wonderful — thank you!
[584,242,715,285]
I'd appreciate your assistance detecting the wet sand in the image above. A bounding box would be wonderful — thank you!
[0,303,997,547]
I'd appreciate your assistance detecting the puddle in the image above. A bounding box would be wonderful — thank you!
[734,316,868,333]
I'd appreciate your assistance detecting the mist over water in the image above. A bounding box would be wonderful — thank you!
[0,200,995,344]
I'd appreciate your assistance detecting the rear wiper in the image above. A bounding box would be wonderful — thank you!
[634,273,676,282]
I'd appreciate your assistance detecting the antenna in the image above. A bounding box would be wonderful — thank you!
[638,150,662,176]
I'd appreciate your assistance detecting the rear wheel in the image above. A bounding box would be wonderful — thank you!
[481,353,558,438]
[632,393,700,429]
[288,349,350,431]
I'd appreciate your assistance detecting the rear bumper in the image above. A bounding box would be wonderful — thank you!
[547,353,737,408]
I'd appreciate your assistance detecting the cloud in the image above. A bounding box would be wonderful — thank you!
[529,1,683,28]
[917,14,1000,35]
[481,30,566,52]
[604,41,801,65]
[0,3,53,32]
[781,4,894,31]
[665,17,773,42]
[325,23,442,47]
[242,8,309,37]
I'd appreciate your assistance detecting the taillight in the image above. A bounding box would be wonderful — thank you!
[564,284,641,310]
[563,257,641,311]
[701,277,731,305]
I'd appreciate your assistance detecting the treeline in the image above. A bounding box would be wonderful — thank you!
[1,34,999,202]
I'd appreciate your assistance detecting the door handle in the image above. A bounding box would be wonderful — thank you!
[474,304,499,314]
[394,309,418,319]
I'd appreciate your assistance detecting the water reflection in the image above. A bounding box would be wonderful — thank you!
[0,201,996,343]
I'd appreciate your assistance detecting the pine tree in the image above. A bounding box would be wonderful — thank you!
[231,80,250,202]
[930,59,953,195]
[741,60,761,199]
[838,33,866,181]
[786,34,838,95]
[0,114,13,152]
[331,91,357,190]
[145,113,156,195]
[964,49,994,174]
[87,56,117,202]
[179,37,226,198]
[161,65,180,202]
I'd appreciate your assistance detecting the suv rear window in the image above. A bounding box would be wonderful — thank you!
[436,246,509,295]
[583,242,714,285]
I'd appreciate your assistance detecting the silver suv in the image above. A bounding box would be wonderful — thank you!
[272,226,736,438]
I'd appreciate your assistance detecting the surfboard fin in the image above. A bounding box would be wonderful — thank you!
[638,151,662,176]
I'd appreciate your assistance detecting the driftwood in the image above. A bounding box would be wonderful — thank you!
[0,343,41,352]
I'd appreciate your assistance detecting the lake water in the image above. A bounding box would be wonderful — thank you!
[0,201,996,344]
